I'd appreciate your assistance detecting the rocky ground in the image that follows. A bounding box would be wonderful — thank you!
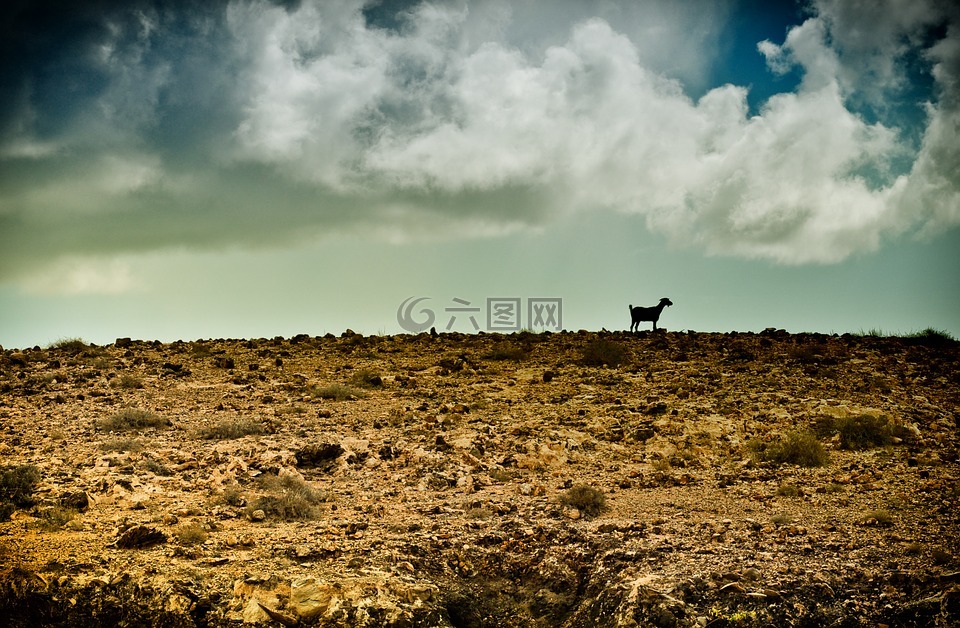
[0,329,958,627]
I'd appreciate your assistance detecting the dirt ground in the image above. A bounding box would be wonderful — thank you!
[1,329,958,626]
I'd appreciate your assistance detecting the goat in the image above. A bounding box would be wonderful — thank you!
[629,298,673,332]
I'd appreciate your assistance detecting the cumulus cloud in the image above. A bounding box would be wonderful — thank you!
[1,0,958,277]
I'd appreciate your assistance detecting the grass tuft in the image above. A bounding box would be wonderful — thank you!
[905,327,956,347]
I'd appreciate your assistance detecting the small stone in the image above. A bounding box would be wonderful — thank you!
[249,509,267,522]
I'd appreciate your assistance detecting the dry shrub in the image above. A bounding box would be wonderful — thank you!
[193,418,265,440]
[581,339,629,367]
[246,474,330,521]
[111,373,144,389]
[174,523,208,546]
[560,484,607,517]
[349,369,384,388]
[35,506,77,531]
[484,343,530,361]
[96,408,168,432]
[99,438,143,453]
[308,383,366,401]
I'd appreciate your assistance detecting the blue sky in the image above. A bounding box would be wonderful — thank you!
[1,0,958,347]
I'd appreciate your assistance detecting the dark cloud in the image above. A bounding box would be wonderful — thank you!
[1,0,958,282]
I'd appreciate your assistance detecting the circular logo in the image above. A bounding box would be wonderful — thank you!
[397,297,436,333]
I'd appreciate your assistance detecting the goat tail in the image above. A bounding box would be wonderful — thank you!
[628,304,633,310]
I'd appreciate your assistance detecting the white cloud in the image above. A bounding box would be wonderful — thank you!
[1,0,957,274]
[813,0,950,101]
[20,257,138,296]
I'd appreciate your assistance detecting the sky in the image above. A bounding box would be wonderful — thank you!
[1,0,959,348]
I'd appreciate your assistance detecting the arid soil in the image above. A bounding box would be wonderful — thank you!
[1,330,958,627]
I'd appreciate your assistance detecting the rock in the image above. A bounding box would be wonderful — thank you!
[291,577,336,621]
[295,443,345,469]
[59,490,91,512]
[249,509,266,522]
[114,525,167,549]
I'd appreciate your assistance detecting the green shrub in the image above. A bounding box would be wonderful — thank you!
[141,458,173,476]
[193,418,265,440]
[815,414,893,450]
[749,430,828,467]
[581,339,629,367]
[559,484,607,517]
[96,408,168,432]
[836,414,892,450]
[0,464,41,508]
[905,328,956,347]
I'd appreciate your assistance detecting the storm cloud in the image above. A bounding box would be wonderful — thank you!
[2,0,958,283]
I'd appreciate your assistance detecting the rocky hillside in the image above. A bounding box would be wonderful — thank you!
[1,330,958,626]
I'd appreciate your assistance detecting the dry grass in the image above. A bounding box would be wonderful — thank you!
[96,408,168,432]
[193,418,265,440]
[308,383,367,401]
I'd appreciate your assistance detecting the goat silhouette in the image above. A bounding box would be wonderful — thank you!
[629,298,673,332]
